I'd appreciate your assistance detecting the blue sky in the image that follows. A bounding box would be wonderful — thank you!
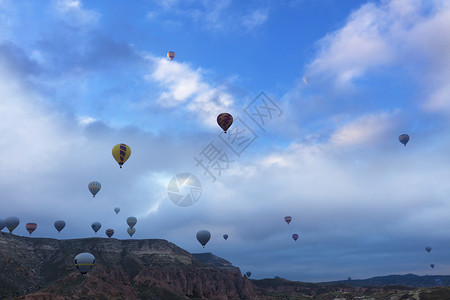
[1,0,450,282]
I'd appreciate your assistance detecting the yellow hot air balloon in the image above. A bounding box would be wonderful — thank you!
[167,51,175,60]
[112,144,131,168]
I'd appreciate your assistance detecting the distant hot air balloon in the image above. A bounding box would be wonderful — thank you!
[284,216,292,225]
[112,143,131,168]
[398,134,409,146]
[196,230,211,248]
[74,253,95,275]
[167,51,175,60]
[223,234,228,240]
[88,181,101,197]
[292,233,299,241]
[54,220,66,233]
[26,223,37,235]
[0,219,5,231]
[127,227,136,237]
[431,264,435,269]
[246,271,252,277]
[217,113,233,133]
[126,217,137,228]
[106,229,114,238]
[91,222,101,234]
[303,77,309,84]
[426,246,432,253]
[114,207,120,214]
[5,217,20,233]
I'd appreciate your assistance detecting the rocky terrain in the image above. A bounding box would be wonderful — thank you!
[2,231,450,299]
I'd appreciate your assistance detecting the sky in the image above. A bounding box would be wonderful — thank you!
[1,0,450,282]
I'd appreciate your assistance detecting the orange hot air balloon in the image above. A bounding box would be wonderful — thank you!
[217,113,233,133]
[167,51,175,60]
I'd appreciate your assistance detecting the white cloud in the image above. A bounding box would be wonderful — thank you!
[53,0,99,25]
[146,57,234,128]
[242,9,268,30]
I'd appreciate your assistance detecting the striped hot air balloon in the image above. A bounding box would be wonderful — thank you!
[26,223,37,235]
[106,229,114,238]
[284,216,292,225]
[126,217,137,228]
[167,51,175,60]
[217,113,233,133]
[112,144,131,168]
[88,181,101,197]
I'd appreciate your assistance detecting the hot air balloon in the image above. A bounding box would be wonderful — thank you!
[217,113,233,133]
[292,233,299,241]
[26,223,37,235]
[126,217,137,228]
[167,51,175,60]
[196,230,211,248]
[284,216,292,225]
[431,264,435,269]
[127,227,136,237]
[54,220,66,233]
[112,143,131,168]
[398,134,409,146]
[91,222,101,234]
[106,229,114,238]
[426,246,432,253]
[303,77,309,84]
[114,207,120,214]
[246,271,252,277]
[74,252,95,275]
[5,217,20,233]
[0,219,5,231]
[223,234,228,240]
[88,181,101,197]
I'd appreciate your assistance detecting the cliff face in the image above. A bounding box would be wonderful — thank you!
[0,232,258,299]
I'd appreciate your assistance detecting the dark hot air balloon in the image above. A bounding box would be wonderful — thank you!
[5,217,20,233]
[114,207,120,214]
[246,271,252,277]
[127,227,136,237]
[54,220,66,233]
[196,230,211,248]
[91,222,101,234]
[217,113,233,133]
[127,217,137,228]
[398,134,409,146]
[426,246,431,253]
[431,264,435,269]
[292,233,299,241]
[223,234,228,240]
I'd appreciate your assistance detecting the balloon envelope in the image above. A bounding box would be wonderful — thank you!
[431,264,435,269]
[292,233,299,241]
[167,51,175,60]
[88,181,101,197]
[223,234,228,240]
[112,143,131,168]
[127,217,137,228]
[246,271,252,277]
[114,207,120,214]
[106,229,114,238]
[26,223,37,235]
[284,216,292,225]
[217,113,233,133]
[196,230,211,247]
[0,219,6,231]
[127,227,136,237]
[426,246,431,253]
[54,220,66,233]
[74,252,95,275]
[398,134,409,146]
[91,222,101,234]
[5,216,20,233]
